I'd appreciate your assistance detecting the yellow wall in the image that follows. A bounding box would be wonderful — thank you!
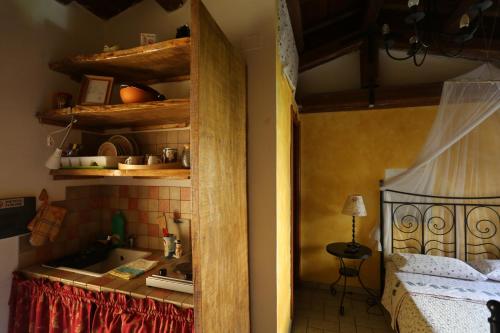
[300,106,437,289]
[276,66,294,332]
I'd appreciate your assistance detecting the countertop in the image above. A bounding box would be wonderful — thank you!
[19,250,194,309]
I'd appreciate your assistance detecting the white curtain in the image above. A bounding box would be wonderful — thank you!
[381,63,500,258]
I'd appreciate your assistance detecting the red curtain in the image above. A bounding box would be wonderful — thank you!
[9,273,194,333]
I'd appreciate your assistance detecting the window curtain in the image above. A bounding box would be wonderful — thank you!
[380,63,500,258]
[9,273,194,333]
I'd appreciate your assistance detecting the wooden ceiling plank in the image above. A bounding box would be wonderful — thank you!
[286,0,305,52]
[299,82,443,113]
[303,8,362,35]
[299,35,363,72]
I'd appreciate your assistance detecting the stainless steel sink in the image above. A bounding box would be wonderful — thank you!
[43,248,152,277]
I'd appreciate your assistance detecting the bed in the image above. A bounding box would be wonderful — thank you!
[380,189,500,333]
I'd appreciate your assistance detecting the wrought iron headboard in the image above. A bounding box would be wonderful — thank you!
[379,188,500,290]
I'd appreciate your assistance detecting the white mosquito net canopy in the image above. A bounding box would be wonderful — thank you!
[380,63,500,259]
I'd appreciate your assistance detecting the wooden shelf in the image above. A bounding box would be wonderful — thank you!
[49,37,191,83]
[38,99,190,131]
[50,168,190,180]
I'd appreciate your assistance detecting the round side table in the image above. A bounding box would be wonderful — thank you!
[326,242,375,315]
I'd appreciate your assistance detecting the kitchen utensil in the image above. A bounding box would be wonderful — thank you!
[124,156,144,165]
[145,154,162,165]
[108,135,134,156]
[97,142,118,156]
[181,145,190,168]
[162,147,178,163]
[119,84,165,104]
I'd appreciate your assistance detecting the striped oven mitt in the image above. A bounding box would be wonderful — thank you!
[27,189,67,246]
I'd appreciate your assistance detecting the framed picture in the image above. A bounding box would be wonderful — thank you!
[78,75,114,105]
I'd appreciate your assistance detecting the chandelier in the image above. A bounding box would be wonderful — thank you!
[382,0,493,66]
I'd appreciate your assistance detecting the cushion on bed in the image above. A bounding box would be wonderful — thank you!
[468,259,500,281]
[391,253,487,281]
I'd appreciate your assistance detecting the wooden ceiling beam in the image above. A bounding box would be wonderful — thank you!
[299,82,443,113]
[299,35,364,72]
[303,8,363,35]
[286,0,305,52]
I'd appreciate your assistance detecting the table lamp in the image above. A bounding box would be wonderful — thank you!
[342,194,367,253]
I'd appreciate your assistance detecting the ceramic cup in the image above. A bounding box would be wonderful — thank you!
[145,154,162,165]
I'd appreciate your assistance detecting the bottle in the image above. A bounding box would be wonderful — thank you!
[111,211,126,246]
[174,239,183,259]
[181,145,190,168]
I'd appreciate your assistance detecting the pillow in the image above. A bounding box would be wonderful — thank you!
[392,253,487,281]
[469,259,500,281]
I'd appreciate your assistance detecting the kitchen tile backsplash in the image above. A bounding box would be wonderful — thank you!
[18,184,192,268]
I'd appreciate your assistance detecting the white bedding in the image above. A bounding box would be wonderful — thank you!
[382,261,500,333]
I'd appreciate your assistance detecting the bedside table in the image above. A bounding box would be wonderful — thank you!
[326,242,376,315]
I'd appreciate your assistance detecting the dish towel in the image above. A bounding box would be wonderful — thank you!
[109,259,159,280]
[28,189,67,246]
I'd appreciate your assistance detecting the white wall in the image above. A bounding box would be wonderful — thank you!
[0,1,104,330]
[297,49,483,97]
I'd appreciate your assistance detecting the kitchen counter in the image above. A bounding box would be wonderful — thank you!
[19,250,194,309]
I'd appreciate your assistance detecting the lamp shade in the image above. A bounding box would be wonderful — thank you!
[342,195,367,217]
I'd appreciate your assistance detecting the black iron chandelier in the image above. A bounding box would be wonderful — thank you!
[382,0,493,66]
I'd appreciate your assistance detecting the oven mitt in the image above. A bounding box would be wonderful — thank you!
[28,189,67,246]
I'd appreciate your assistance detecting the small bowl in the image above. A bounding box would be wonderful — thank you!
[120,84,165,104]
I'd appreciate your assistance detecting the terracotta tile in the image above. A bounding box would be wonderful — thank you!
[159,187,170,199]
[139,211,149,224]
[170,187,180,200]
[137,223,148,236]
[128,186,139,198]
[119,186,129,198]
[163,291,187,307]
[109,186,119,198]
[159,199,169,212]
[79,211,91,224]
[131,284,153,299]
[123,210,138,223]
[149,186,159,199]
[109,197,119,209]
[148,199,159,212]
[148,213,160,225]
[118,277,147,294]
[128,197,138,210]
[101,197,110,209]
[138,187,149,199]
[181,201,191,214]
[89,275,114,287]
[119,198,129,210]
[148,288,173,302]
[180,188,191,201]
[138,199,148,211]
[125,221,137,235]
[170,200,181,214]
[148,224,159,237]
[89,197,102,209]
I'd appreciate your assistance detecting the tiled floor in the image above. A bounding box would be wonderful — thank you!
[292,286,395,333]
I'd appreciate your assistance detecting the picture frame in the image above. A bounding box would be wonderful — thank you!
[78,75,114,105]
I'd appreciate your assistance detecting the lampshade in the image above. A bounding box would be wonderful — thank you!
[45,148,63,170]
[342,195,367,217]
